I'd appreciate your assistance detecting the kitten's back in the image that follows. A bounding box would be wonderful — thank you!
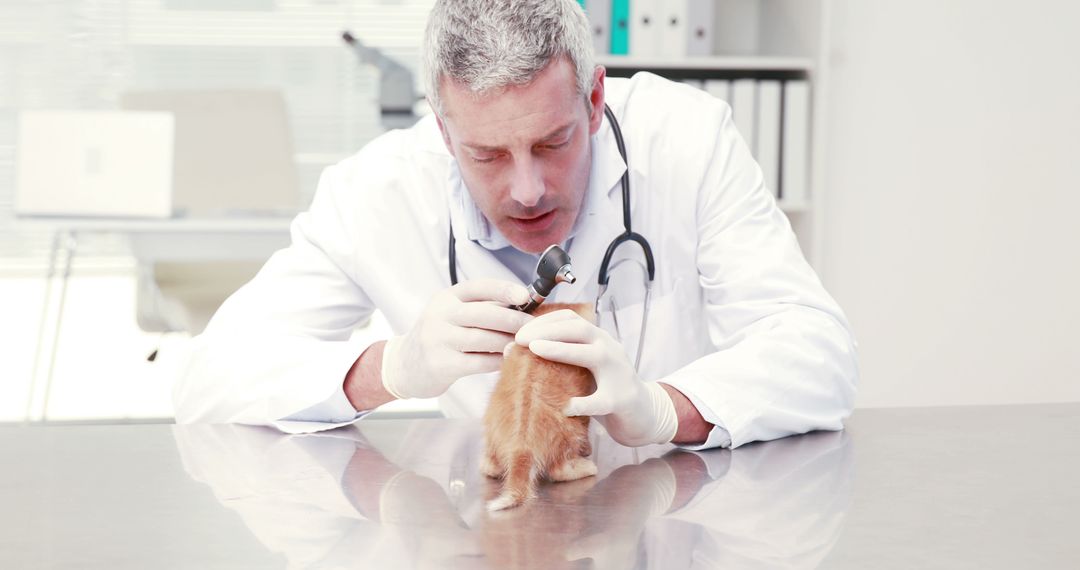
[484,303,597,511]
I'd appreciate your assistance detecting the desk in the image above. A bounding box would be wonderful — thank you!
[1,404,1078,568]
[16,216,293,421]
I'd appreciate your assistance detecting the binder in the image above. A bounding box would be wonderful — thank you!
[714,0,760,56]
[781,80,811,206]
[657,0,688,58]
[730,78,757,152]
[755,80,782,199]
[685,0,715,56]
[610,0,630,55]
[584,0,611,56]
[630,0,660,57]
[704,79,731,103]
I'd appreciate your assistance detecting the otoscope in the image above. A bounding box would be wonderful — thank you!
[512,244,577,313]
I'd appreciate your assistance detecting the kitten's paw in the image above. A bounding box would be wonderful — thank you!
[481,453,504,479]
[486,494,523,512]
[549,457,598,482]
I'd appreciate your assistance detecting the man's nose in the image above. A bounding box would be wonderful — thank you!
[508,156,545,208]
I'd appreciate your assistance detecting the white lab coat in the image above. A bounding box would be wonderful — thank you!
[172,73,858,448]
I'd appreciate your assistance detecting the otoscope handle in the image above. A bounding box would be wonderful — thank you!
[509,245,576,314]
[512,278,550,312]
[513,296,545,313]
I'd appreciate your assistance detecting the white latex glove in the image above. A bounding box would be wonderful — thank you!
[514,309,678,447]
[382,279,532,399]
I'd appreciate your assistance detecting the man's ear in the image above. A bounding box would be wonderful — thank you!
[432,104,455,156]
[588,66,607,136]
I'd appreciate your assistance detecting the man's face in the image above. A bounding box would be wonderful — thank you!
[436,58,606,254]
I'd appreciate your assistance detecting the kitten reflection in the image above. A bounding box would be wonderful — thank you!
[479,450,702,570]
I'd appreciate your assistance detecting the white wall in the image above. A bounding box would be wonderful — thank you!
[823,1,1080,407]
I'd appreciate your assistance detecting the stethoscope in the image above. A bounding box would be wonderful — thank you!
[447,104,656,369]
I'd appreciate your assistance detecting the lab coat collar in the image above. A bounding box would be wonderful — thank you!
[446,168,522,286]
[457,182,502,248]
[559,116,630,302]
[592,107,631,200]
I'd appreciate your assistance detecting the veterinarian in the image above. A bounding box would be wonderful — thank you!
[173,0,858,450]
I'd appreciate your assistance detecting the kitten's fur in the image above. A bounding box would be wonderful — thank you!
[482,303,599,511]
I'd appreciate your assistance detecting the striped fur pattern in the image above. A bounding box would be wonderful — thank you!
[482,303,598,511]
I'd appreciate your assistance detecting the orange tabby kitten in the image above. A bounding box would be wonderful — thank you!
[482,303,599,511]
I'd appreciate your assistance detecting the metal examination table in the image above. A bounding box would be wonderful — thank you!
[2,403,1077,568]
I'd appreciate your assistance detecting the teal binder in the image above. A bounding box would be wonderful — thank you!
[611,0,630,55]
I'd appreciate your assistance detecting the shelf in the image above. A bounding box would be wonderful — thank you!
[597,56,813,81]
[14,216,295,233]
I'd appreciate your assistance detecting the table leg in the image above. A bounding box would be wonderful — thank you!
[25,230,62,422]
[39,230,78,422]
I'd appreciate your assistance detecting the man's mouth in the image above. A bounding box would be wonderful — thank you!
[509,210,556,232]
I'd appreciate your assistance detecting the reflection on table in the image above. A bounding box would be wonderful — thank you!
[174,420,853,569]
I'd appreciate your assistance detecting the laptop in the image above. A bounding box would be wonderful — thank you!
[14,110,176,218]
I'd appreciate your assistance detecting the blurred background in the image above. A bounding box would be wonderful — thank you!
[1,0,1077,424]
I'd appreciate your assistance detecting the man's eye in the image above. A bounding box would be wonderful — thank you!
[543,141,570,151]
[471,155,497,164]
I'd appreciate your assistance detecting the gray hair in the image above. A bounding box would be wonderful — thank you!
[423,0,596,116]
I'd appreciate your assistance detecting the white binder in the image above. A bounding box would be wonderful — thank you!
[755,80,782,199]
[782,80,811,206]
[584,0,611,57]
[630,0,661,57]
[704,79,731,103]
[686,0,715,56]
[657,0,688,58]
[730,78,757,152]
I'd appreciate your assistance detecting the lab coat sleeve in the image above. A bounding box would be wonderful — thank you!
[660,98,859,449]
[173,160,379,433]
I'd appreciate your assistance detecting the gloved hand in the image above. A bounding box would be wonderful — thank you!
[514,308,678,447]
[382,279,532,399]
